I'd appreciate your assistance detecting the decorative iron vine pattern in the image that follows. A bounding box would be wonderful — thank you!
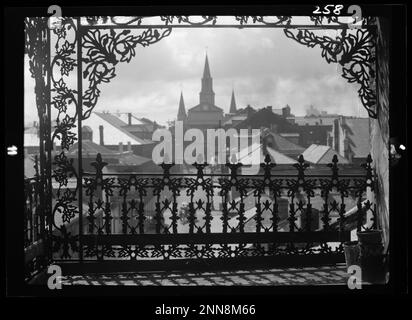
[283,27,377,118]
[43,17,173,259]
[235,16,292,26]
[77,153,377,261]
[82,16,219,26]
[81,27,172,119]
[26,15,380,267]
[24,18,53,278]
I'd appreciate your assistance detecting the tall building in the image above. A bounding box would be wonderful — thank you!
[177,54,224,130]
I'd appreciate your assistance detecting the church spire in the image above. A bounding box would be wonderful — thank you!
[199,53,215,105]
[203,53,211,78]
[177,91,187,122]
[229,89,237,114]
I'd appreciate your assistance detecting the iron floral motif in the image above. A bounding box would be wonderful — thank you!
[284,27,377,118]
[235,16,292,26]
[81,27,172,119]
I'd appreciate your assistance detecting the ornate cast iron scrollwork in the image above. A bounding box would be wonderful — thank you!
[26,15,379,268]
[283,27,377,118]
[81,27,172,119]
[78,152,376,261]
[235,15,292,26]
[43,17,173,259]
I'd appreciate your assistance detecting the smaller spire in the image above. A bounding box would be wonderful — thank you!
[229,89,237,114]
[177,91,187,121]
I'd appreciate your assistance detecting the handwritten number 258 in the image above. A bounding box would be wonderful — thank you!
[313,4,344,15]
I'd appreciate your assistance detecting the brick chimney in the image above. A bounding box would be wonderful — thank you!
[99,125,104,146]
[119,142,123,153]
[127,141,132,152]
[128,113,132,125]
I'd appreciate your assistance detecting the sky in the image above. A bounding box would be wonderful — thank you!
[24,26,367,126]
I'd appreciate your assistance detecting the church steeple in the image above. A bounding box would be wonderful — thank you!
[203,54,211,78]
[177,91,187,122]
[229,89,237,114]
[199,53,215,105]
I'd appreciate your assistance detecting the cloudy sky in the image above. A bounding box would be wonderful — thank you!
[25,26,367,126]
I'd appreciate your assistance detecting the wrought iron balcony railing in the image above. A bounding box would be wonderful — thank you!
[26,152,376,275]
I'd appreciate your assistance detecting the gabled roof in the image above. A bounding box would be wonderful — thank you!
[343,118,370,158]
[96,112,128,127]
[68,140,118,156]
[302,144,349,164]
[188,103,223,113]
[238,105,256,115]
[94,112,152,144]
[237,142,297,165]
[266,131,305,153]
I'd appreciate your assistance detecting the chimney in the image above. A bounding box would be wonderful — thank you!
[128,113,132,125]
[248,125,253,146]
[127,141,132,152]
[119,142,123,153]
[99,125,104,146]
[282,106,291,118]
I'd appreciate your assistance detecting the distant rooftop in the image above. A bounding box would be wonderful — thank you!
[302,144,349,164]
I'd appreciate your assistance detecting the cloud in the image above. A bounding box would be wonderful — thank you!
[24,26,368,126]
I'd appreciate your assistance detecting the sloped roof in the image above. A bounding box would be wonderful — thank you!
[267,131,305,153]
[294,116,337,126]
[188,103,223,113]
[117,153,151,166]
[237,142,297,165]
[123,124,153,132]
[302,144,349,164]
[235,107,298,132]
[223,114,248,126]
[343,118,370,158]
[94,112,152,144]
[68,140,118,155]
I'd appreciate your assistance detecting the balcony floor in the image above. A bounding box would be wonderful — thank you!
[60,264,349,286]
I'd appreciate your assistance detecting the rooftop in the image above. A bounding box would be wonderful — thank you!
[302,144,349,164]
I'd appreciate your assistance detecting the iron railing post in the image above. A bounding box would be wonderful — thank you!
[77,17,84,261]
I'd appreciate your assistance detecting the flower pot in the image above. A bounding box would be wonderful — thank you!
[343,241,360,269]
[357,230,386,284]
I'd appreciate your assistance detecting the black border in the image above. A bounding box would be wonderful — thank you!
[3,2,408,304]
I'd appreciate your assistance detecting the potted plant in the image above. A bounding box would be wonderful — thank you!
[357,229,386,284]
[343,241,360,269]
